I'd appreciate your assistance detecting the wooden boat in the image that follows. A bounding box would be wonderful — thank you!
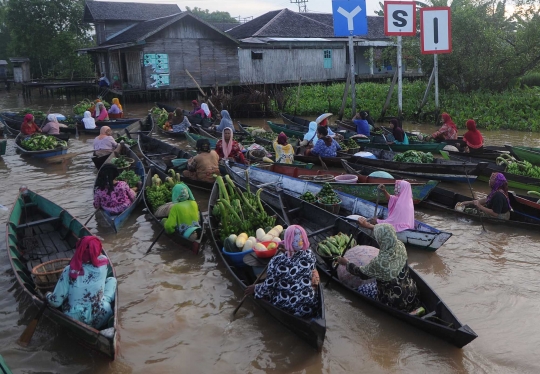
[420,186,540,228]
[155,102,213,128]
[73,118,140,135]
[207,181,327,350]
[226,163,452,252]
[362,140,447,153]
[281,113,312,128]
[138,134,215,191]
[186,131,218,149]
[442,147,507,162]
[143,167,205,254]
[0,139,6,156]
[268,121,357,140]
[344,149,487,183]
[14,133,68,159]
[155,124,188,138]
[506,145,540,165]
[94,143,145,232]
[295,153,352,168]
[6,190,118,358]
[0,113,71,141]
[234,174,476,347]
[121,114,155,138]
[0,354,13,374]
[247,163,438,204]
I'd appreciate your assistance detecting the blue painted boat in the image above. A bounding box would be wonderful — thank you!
[0,354,13,374]
[94,143,145,232]
[14,134,68,159]
[226,163,453,252]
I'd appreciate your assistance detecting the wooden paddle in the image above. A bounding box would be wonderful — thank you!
[145,227,166,254]
[232,260,270,319]
[318,155,328,170]
[465,169,486,232]
[84,209,99,226]
[17,301,47,347]
[39,105,54,129]
[43,150,95,164]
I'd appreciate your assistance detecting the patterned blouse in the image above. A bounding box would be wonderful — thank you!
[255,250,318,317]
[215,139,246,164]
[310,138,342,158]
[46,257,117,329]
[93,181,136,215]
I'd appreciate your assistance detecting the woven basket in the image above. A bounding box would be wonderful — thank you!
[316,198,342,214]
[32,258,70,291]
[299,174,334,182]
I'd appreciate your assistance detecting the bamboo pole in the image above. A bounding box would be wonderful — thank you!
[378,69,398,121]
[185,69,219,115]
[294,77,302,115]
[338,69,351,121]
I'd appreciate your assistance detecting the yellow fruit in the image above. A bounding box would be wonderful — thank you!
[267,242,277,250]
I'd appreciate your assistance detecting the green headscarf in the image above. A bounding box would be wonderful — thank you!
[359,223,407,282]
[172,183,194,203]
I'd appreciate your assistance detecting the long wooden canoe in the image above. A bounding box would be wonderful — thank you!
[94,143,145,232]
[0,354,13,374]
[6,190,118,359]
[0,139,6,156]
[73,118,140,135]
[343,149,486,183]
[14,133,68,159]
[0,113,71,141]
[420,186,540,228]
[138,134,215,191]
[155,102,214,128]
[247,163,438,204]
[268,121,357,140]
[121,114,155,138]
[294,153,352,168]
[226,163,452,252]
[506,145,540,165]
[363,140,447,152]
[186,131,218,149]
[280,113,312,128]
[143,167,205,254]
[276,191,476,348]
[207,181,327,350]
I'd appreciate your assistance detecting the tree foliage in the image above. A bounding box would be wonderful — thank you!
[2,0,94,79]
[377,0,540,92]
[185,6,239,23]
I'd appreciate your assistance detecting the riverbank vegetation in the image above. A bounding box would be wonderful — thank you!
[279,81,540,131]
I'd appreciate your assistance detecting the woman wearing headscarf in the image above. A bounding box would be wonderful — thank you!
[337,223,419,312]
[189,100,201,115]
[183,138,220,182]
[389,118,409,145]
[83,111,97,129]
[273,132,294,164]
[93,126,118,157]
[95,102,109,121]
[307,126,341,157]
[429,112,458,141]
[364,181,415,232]
[41,114,61,135]
[352,111,370,137]
[94,164,136,215]
[200,103,212,119]
[45,236,117,329]
[462,119,483,153]
[171,109,191,133]
[162,183,201,240]
[244,225,320,317]
[459,172,512,219]
[108,98,123,119]
[215,127,246,164]
[213,110,234,132]
[20,114,41,136]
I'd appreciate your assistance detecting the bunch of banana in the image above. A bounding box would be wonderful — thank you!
[317,232,356,257]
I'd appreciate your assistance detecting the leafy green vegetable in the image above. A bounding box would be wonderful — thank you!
[116,170,141,188]
[115,135,137,147]
[21,134,67,151]
[393,150,433,163]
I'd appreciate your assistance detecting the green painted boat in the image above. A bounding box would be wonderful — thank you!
[268,121,359,140]
[363,141,447,152]
[6,189,118,359]
[506,145,540,165]
[0,139,6,156]
[478,173,540,193]
[185,131,218,149]
[0,354,13,374]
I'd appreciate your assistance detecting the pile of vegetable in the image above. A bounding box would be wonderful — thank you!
[17,108,45,119]
[299,191,317,203]
[73,99,110,116]
[316,183,341,205]
[21,134,67,151]
[338,141,349,152]
[111,155,132,169]
[145,170,182,212]
[317,233,356,257]
[150,107,169,128]
[408,133,434,143]
[116,170,141,188]
[497,154,540,178]
[345,138,359,149]
[115,135,137,147]
[223,225,283,253]
[211,172,276,242]
[393,150,434,163]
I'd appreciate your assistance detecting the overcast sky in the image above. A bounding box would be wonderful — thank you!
[112,0,382,20]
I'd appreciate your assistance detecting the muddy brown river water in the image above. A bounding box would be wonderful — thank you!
[1,90,540,373]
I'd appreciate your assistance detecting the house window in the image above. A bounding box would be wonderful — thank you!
[251,51,263,60]
[323,49,332,69]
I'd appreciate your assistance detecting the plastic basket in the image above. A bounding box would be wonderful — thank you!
[31,258,71,291]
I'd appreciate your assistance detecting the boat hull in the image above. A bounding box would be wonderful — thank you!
[507,145,540,165]
[14,134,68,159]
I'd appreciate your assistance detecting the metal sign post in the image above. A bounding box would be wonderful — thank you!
[397,35,403,117]
[434,54,439,110]
[349,33,356,117]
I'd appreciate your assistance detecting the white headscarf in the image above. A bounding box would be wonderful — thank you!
[201,103,210,117]
[94,102,106,118]
[83,111,96,129]
[47,114,58,123]
[303,121,319,145]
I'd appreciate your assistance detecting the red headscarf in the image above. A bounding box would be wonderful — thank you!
[22,114,34,126]
[319,118,328,127]
[69,236,108,279]
[441,113,457,131]
[462,119,483,148]
[277,132,288,145]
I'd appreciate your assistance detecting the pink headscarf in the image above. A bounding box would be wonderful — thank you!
[377,180,415,232]
[68,236,109,279]
[222,127,234,159]
[283,225,309,258]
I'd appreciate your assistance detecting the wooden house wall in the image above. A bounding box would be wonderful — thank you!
[142,18,239,89]
[108,53,121,83]
[238,47,346,84]
[125,51,143,88]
